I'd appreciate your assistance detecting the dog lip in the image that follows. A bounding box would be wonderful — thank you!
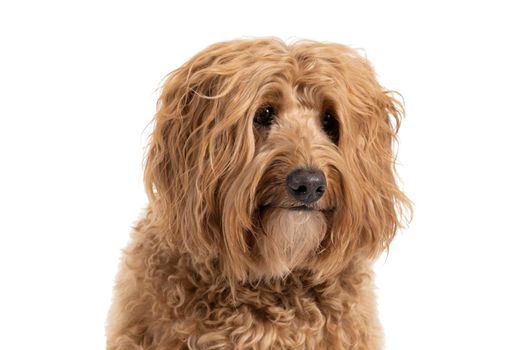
[260,204,333,212]
[289,205,314,211]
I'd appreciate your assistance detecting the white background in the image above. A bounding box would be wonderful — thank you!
[1,1,524,349]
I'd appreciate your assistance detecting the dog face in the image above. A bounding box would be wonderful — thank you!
[145,39,410,281]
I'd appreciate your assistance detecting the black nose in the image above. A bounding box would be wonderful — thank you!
[285,168,326,204]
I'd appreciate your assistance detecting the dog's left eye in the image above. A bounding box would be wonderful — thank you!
[321,110,339,144]
[254,106,275,127]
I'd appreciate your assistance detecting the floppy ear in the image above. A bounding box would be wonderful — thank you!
[331,54,412,259]
[144,64,216,258]
[350,73,412,257]
[358,90,411,257]
[143,41,260,265]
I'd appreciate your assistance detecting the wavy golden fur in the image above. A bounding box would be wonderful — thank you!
[107,38,411,350]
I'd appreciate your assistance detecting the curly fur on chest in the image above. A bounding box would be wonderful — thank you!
[108,228,382,350]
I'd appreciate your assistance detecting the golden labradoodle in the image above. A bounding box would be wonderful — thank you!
[107,38,411,350]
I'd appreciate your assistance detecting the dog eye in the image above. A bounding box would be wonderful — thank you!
[254,106,275,127]
[321,110,339,144]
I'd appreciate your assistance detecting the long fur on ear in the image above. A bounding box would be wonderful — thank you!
[144,48,241,262]
[352,88,410,257]
[338,58,412,259]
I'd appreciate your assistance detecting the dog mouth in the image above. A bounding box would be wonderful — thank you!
[289,205,315,211]
[282,205,322,212]
[258,204,334,213]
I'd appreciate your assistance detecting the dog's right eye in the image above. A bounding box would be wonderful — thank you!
[254,106,275,127]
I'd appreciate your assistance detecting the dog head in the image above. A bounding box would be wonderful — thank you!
[144,38,410,281]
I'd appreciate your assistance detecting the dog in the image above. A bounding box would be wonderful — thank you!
[107,38,411,350]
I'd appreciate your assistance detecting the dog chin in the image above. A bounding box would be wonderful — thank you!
[256,206,327,278]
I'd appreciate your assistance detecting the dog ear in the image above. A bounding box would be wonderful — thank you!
[143,42,260,269]
[343,67,412,258]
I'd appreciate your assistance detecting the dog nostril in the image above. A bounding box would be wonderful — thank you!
[296,185,307,194]
[316,186,325,194]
